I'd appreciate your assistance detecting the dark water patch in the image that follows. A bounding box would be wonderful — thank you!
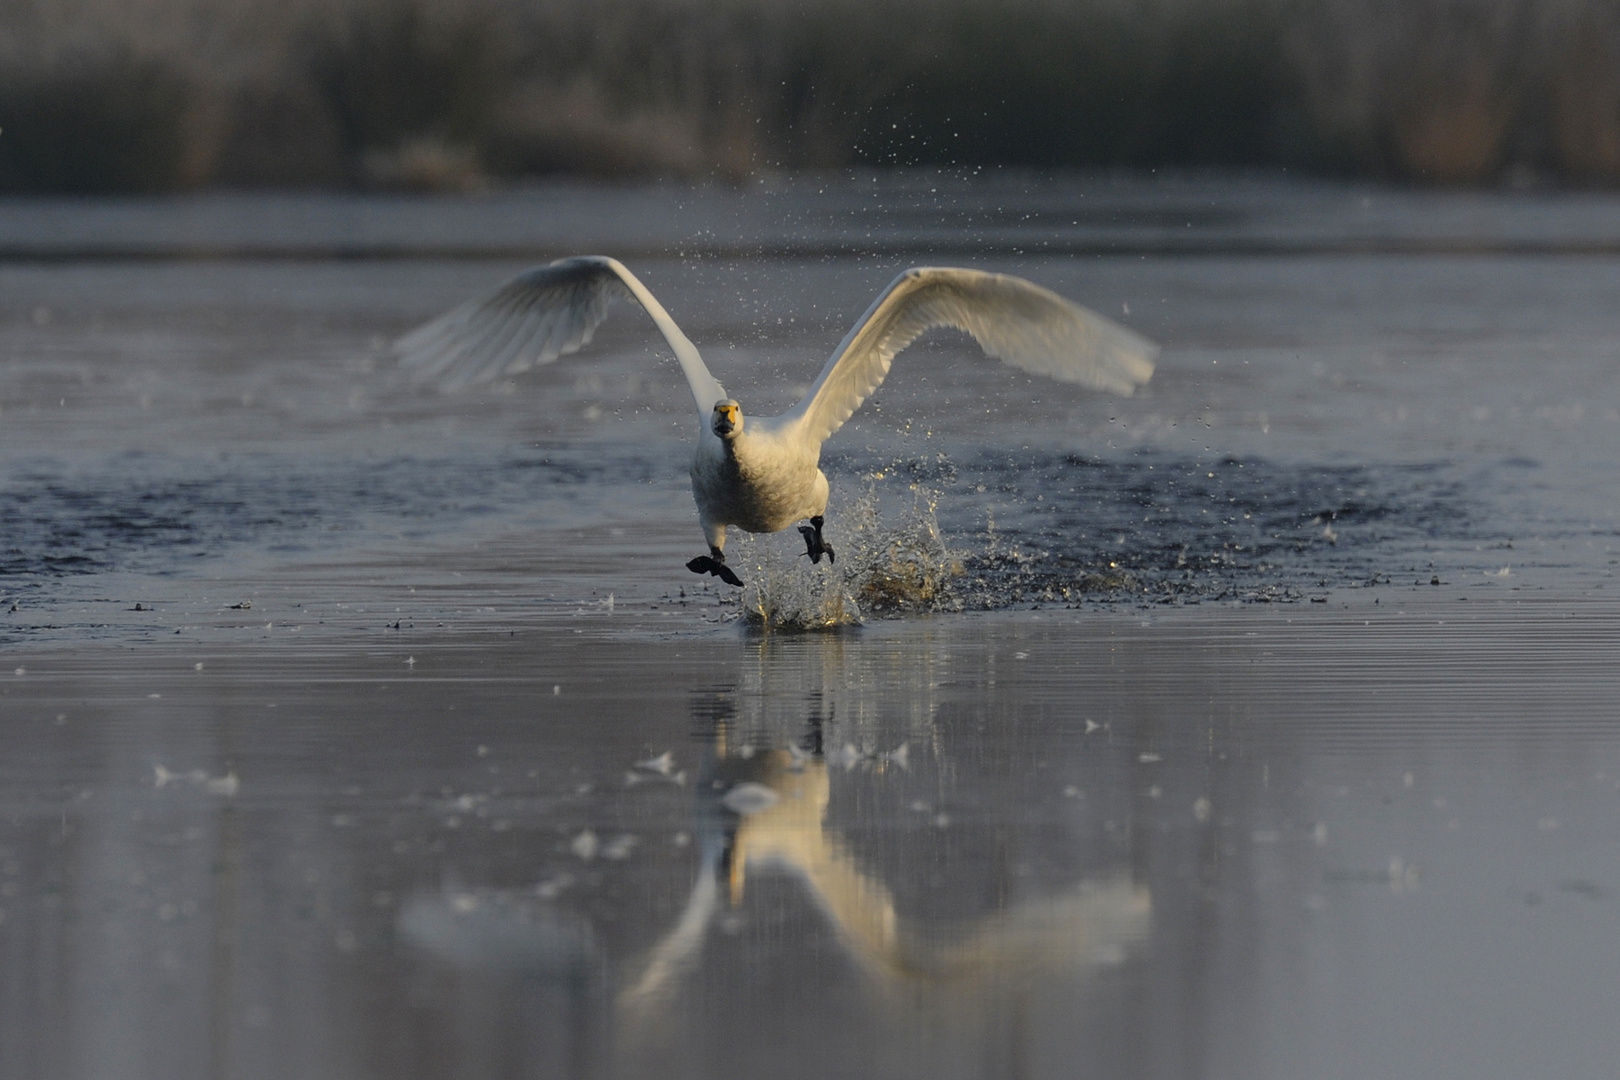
[0,444,1504,633]
[0,445,658,584]
[822,450,1486,611]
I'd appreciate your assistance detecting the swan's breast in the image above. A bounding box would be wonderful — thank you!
[691,431,827,534]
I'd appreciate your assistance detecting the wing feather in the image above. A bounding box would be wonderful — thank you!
[484,301,548,378]
[780,268,1157,446]
[455,290,537,386]
[395,255,726,418]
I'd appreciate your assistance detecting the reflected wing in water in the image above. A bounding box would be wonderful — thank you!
[930,875,1151,980]
[617,833,727,1018]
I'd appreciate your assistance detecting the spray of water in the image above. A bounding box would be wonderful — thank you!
[730,473,965,631]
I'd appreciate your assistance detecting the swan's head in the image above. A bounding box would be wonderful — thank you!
[711,399,742,439]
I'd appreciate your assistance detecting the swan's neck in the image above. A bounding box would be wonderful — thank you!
[713,432,745,481]
[719,429,750,463]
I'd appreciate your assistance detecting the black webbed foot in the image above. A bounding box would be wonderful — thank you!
[687,553,744,587]
[798,516,836,565]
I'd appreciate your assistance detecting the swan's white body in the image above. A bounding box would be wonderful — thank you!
[397,257,1157,581]
[689,418,829,548]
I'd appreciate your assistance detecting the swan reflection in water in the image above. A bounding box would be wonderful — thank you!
[620,738,1150,1020]
[399,691,1150,1066]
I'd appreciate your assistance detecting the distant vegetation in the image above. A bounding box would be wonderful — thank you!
[2,0,1618,191]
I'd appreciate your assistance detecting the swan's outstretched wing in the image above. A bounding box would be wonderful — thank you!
[395,255,726,418]
[779,267,1157,446]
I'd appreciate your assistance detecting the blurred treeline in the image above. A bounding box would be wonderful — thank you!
[2,0,1619,192]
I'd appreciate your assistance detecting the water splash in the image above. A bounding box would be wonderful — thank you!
[840,476,964,616]
[732,474,964,631]
[733,540,862,631]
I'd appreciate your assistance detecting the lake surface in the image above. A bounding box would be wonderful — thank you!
[1,174,1618,1078]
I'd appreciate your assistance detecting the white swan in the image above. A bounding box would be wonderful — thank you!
[397,257,1157,586]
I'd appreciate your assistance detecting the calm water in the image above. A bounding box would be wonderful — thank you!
[1,175,1619,1078]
